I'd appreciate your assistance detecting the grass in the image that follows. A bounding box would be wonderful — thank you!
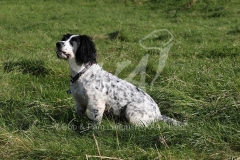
[0,0,240,159]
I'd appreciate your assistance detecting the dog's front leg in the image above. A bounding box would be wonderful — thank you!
[75,103,86,116]
[86,100,105,123]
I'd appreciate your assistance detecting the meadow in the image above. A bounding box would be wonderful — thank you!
[0,0,240,159]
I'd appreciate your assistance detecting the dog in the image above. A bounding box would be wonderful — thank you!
[56,34,181,126]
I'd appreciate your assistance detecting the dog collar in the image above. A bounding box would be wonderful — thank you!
[70,62,92,83]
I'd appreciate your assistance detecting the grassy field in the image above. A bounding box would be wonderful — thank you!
[0,0,240,159]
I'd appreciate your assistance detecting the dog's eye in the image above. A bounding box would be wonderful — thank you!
[70,39,74,46]
[70,37,77,46]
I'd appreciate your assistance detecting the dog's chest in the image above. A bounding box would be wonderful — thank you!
[70,82,88,105]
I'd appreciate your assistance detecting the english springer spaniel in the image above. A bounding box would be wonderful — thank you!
[56,34,182,126]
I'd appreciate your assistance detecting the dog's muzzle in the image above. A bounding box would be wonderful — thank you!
[56,42,70,59]
[56,50,70,59]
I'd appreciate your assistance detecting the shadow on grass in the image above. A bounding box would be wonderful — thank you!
[227,28,240,35]
[108,30,130,41]
[3,59,52,77]
[0,99,37,130]
[197,46,239,58]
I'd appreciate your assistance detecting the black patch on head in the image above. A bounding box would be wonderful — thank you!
[75,35,97,64]
[61,34,73,41]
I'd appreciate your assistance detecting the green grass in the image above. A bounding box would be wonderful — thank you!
[0,0,240,159]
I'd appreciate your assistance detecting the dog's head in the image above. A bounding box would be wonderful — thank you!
[56,34,97,64]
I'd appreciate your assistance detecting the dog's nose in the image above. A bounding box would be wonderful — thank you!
[56,42,63,48]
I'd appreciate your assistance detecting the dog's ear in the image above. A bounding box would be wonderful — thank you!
[75,35,97,64]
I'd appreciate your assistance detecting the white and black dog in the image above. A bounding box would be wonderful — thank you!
[56,34,181,126]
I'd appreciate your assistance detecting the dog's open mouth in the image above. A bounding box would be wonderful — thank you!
[56,50,70,59]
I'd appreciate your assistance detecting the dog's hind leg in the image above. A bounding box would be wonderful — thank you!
[124,103,156,126]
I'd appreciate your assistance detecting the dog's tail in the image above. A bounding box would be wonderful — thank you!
[159,115,187,126]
